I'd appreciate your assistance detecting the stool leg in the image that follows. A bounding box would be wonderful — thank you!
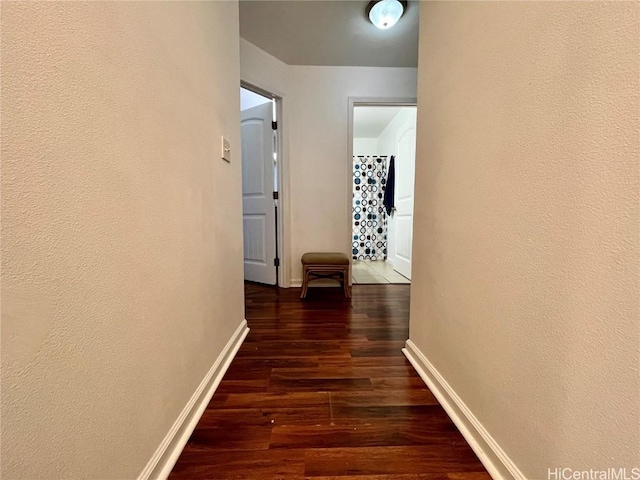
[343,268,351,298]
[300,268,309,299]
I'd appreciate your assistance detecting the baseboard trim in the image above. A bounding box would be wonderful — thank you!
[138,320,250,480]
[403,340,525,480]
[290,279,302,288]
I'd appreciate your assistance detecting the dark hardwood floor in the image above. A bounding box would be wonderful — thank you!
[169,283,490,480]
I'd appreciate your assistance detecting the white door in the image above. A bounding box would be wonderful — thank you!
[241,102,277,285]
[393,119,416,280]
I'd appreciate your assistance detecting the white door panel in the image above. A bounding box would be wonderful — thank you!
[241,123,266,197]
[393,115,416,280]
[241,102,276,285]
[395,216,412,263]
[243,215,267,264]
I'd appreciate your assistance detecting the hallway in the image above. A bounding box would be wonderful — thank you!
[169,284,489,479]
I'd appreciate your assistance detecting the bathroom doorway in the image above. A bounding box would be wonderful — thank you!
[350,103,417,285]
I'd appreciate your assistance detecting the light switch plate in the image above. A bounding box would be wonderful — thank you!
[221,136,231,162]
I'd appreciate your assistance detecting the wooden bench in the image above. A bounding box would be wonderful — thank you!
[300,252,351,299]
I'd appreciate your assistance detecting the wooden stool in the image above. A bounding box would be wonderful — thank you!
[300,252,351,299]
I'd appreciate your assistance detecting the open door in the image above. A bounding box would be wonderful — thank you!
[393,118,416,280]
[241,102,277,285]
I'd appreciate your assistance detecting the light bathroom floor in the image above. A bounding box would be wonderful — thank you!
[352,260,411,284]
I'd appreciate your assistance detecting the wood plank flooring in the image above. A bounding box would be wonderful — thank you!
[169,283,490,480]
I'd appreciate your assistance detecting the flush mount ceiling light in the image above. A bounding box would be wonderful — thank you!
[367,0,406,30]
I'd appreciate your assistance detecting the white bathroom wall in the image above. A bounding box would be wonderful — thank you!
[353,138,378,157]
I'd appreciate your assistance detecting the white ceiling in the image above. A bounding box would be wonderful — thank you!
[354,106,402,138]
[239,1,419,68]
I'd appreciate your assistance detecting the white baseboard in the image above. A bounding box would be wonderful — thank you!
[403,340,525,480]
[138,320,250,480]
[290,279,302,288]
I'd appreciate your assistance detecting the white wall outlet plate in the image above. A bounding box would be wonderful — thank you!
[221,136,231,162]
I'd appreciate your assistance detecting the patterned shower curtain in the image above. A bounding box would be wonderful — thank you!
[352,155,388,260]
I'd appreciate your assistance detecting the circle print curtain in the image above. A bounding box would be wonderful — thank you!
[352,155,388,261]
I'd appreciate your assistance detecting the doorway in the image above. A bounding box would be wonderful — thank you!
[350,103,417,285]
[240,86,281,286]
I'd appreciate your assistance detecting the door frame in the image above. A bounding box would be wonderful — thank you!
[241,81,288,287]
[346,97,417,280]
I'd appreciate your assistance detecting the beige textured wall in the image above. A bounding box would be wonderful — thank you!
[410,2,639,478]
[1,2,244,478]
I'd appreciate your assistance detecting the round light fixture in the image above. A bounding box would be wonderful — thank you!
[367,0,405,30]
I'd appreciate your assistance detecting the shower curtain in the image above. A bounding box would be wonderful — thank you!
[352,155,388,260]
